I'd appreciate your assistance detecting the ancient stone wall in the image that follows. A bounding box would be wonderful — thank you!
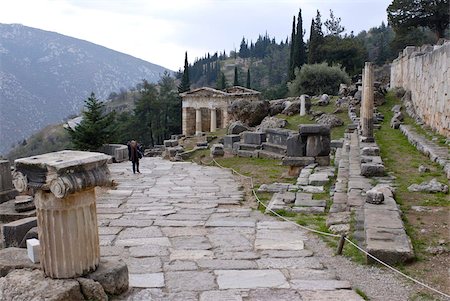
[390,42,450,137]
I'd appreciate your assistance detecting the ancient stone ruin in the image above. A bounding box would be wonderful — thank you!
[180,86,260,136]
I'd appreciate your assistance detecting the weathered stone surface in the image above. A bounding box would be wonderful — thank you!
[315,114,344,128]
[391,43,450,136]
[200,290,243,301]
[299,124,330,136]
[0,247,40,277]
[291,206,325,214]
[282,157,315,167]
[129,273,164,288]
[282,99,301,115]
[306,135,331,157]
[298,186,324,193]
[215,269,289,289]
[228,121,251,135]
[0,160,18,204]
[223,135,241,149]
[366,189,384,204]
[290,279,351,290]
[246,288,303,301]
[19,226,39,248]
[77,277,108,301]
[360,163,385,177]
[13,195,35,212]
[407,178,448,193]
[86,259,129,295]
[300,290,365,301]
[256,116,288,131]
[329,223,350,234]
[211,144,225,157]
[286,133,305,157]
[0,269,84,301]
[365,228,414,265]
[242,131,266,145]
[228,99,270,127]
[166,271,216,291]
[326,212,351,227]
[308,173,329,185]
[2,217,37,248]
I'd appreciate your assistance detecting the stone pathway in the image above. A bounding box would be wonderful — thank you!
[97,157,364,300]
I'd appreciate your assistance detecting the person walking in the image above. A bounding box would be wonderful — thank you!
[128,140,141,174]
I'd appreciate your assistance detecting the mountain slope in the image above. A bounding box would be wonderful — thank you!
[0,23,171,155]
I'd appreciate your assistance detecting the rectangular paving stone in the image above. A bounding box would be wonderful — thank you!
[100,245,126,257]
[256,221,298,230]
[260,249,313,258]
[215,270,289,289]
[166,271,216,292]
[294,198,326,207]
[125,257,162,273]
[170,236,212,250]
[300,290,364,301]
[154,220,205,227]
[99,235,116,246]
[256,257,323,269]
[129,273,164,288]
[291,206,325,214]
[114,237,171,247]
[288,268,336,280]
[164,260,198,271]
[161,227,208,237]
[200,290,243,301]
[117,226,163,239]
[197,259,257,270]
[129,245,169,257]
[109,218,154,227]
[170,250,214,261]
[205,219,255,228]
[290,279,351,290]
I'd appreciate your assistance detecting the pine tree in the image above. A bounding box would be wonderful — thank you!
[246,69,251,88]
[233,66,239,86]
[178,51,190,93]
[67,92,115,151]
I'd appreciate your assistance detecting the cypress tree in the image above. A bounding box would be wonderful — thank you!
[307,11,323,65]
[178,51,190,93]
[297,9,306,67]
[217,72,227,90]
[233,66,239,86]
[288,16,296,81]
[246,69,251,89]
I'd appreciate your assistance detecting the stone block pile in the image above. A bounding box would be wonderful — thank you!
[260,163,334,214]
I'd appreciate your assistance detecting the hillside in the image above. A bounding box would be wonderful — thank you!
[0,23,172,155]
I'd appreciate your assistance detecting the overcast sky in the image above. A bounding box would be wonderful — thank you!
[0,0,392,71]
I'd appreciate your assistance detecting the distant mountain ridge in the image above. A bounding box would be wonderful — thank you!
[0,23,172,155]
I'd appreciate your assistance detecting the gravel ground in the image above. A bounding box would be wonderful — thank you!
[305,233,449,301]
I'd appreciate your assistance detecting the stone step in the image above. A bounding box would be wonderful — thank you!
[237,150,256,158]
[257,150,284,160]
[236,143,261,151]
[261,142,287,155]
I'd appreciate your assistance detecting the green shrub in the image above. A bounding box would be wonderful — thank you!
[288,63,350,96]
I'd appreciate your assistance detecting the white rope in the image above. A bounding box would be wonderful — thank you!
[344,238,450,299]
[210,158,450,300]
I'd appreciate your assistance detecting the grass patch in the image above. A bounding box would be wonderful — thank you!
[277,98,352,140]
[355,288,370,300]
[273,209,297,218]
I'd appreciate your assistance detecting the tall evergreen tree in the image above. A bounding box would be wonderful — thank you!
[308,10,324,64]
[233,66,239,86]
[288,16,296,80]
[178,51,190,93]
[217,72,227,90]
[296,9,306,68]
[67,93,115,151]
[246,69,251,89]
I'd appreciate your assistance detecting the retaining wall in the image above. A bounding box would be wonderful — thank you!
[390,42,450,137]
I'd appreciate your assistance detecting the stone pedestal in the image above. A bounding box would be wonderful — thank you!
[13,151,110,279]
[0,160,18,204]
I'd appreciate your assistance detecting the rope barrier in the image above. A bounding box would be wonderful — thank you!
[208,157,450,300]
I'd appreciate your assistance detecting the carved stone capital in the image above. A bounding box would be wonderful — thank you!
[12,171,28,193]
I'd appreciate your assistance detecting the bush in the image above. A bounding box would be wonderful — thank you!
[288,63,351,96]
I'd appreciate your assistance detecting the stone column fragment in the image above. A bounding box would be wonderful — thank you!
[361,62,374,139]
[13,150,110,279]
[195,108,202,136]
[0,160,18,203]
[210,108,217,132]
[300,95,306,116]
